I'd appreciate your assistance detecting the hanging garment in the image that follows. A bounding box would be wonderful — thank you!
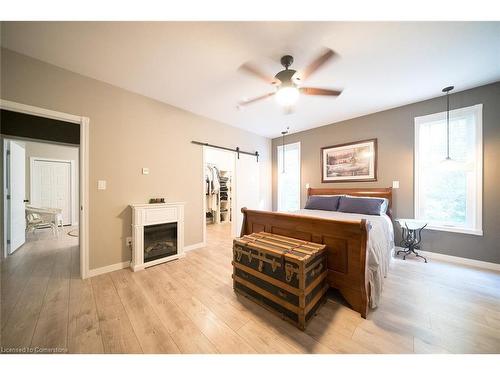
[206,193,218,212]
[205,164,221,217]
[205,165,213,195]
[211,166,220,193]
[205,164,220,195]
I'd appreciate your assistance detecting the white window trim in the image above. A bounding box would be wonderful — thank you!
[277,141,301,212]
[414,104,483,236]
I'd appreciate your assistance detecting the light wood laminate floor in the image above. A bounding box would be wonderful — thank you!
[2,222,500,354]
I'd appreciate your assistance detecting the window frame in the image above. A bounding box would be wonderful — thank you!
[414,104,483,236]
[277,141,301,212]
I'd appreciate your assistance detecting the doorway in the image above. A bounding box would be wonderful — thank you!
[1,100,89,278]
[202,146,261,245]
[203,147,236,243]
[4,138,79,253]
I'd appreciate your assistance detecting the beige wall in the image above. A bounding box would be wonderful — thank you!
[1,48,271,270]
[272,82,500,264]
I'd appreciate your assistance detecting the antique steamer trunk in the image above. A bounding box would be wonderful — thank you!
[232,232,328,330]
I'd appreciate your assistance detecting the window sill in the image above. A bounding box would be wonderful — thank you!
[425,225,483,236]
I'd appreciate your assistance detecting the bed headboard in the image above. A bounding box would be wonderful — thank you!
[307,187,393,219]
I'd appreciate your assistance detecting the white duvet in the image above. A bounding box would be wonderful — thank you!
[291,209,395,308]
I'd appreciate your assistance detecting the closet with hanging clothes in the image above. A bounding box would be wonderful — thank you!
[205,163,221,224]
[205,163,232,224]
[218,169,231,223]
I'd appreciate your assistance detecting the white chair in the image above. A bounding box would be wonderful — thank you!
[25,212,58,236]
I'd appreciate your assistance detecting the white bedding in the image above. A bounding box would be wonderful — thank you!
[291,209,395,308]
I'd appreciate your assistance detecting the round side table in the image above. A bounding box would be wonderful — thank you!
[395,219,428,263]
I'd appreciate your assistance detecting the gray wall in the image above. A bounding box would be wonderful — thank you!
[272,82,500,264]
[1,48,272,270]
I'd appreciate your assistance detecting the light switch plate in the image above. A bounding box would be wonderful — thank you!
[392,180,400,189]
[142,167,149,175]
[305,183,310,189]
[97,180,107,190]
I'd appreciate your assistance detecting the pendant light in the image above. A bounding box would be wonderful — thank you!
[281,126,289,173]
[440,86,469,171]
[442,85,454,161]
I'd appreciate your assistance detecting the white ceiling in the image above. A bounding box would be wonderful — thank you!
[2,21,500,138]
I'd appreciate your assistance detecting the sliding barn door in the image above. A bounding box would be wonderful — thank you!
[234,153,260,237]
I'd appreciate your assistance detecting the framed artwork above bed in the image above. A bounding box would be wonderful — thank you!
[321,138,377,183]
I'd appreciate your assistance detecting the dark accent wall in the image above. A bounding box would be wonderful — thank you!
[0,109,80,144]
[272,81,500,264]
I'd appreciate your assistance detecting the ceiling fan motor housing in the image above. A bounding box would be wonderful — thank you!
[275,69,297,88]
[280,55,294,69]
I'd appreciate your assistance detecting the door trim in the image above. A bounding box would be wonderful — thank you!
[30,157,77,226]
[1,99,90,279]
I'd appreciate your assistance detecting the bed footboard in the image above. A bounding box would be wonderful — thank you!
[240,208,369,318]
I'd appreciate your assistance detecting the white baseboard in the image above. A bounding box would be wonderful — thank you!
[88,243,206,278]
[395,247,500,272]
[88,260,130,277]
[184,242,205,252]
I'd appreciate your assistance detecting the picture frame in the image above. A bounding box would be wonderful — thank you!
[321,138,377,183]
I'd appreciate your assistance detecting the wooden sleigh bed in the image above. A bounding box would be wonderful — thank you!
[240,187,393,318]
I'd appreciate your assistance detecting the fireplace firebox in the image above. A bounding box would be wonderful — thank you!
[144,222,178,262]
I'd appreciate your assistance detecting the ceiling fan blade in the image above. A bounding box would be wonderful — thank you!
[300,48,337,80]
[300,87,342,96]
[238,63,277,84]
[238,92,275,107]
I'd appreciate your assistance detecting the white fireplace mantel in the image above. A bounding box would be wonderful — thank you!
[130,202,185,271]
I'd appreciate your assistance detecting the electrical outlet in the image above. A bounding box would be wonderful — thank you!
[126,237,132,247]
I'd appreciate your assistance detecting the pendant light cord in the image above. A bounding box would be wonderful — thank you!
[282,132,285,173]
[442,85,454,160]
[281,127,289,173]
[446,90,450,159]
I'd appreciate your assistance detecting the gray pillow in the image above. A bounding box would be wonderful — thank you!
[304,195,341,211]
[338,196,383,216]
[346,195,389,214]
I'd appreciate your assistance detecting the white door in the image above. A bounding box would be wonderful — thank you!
[7,141,26,254]
[234,153,260,237]
[31,159,72,225]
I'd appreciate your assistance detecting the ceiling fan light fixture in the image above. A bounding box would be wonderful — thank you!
[237,49,341,108]
[275,86,299,106]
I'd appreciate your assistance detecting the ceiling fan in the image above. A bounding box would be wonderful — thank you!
[237,48,342,109]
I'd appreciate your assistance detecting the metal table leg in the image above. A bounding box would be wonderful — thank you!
[396,224,428,263]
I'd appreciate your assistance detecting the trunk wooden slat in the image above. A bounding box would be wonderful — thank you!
[232,232,327,330]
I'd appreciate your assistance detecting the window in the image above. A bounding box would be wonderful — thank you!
[277,142,301,212]
[414,104,482,235]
